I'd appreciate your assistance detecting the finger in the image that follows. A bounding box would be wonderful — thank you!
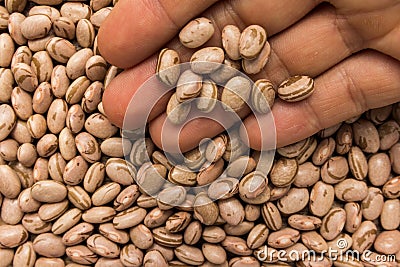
[104,4,359,128]
[241,50,400,150]
[98,0,319,68]
[98,0,218,68]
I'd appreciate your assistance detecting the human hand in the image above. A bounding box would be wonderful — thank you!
[98,0,400,152]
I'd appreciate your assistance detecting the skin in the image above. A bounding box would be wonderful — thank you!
[98,0,400,152]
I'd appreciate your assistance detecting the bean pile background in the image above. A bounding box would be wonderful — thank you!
[0,0,399,267]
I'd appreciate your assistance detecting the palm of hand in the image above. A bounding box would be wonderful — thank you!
[98,0,400,151]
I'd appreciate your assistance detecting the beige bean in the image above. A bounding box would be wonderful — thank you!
[18,188,41,213]
[334,178,368,202]
[277,75,315,102]
[31,180,67,203]
[100,137,129,157]
[48,152,66,182]
[46,98,67,134]
[261,202,282,231]
[36,134,58,158]
[62,222,94,246]
[381,199,400,230]
[175,69,202,103]
[241,41,271,74]
[51,208,82,235]
[270,157,298,187]
[85,113,118,139]
[38,199,69,222]
[0,68,14,103]
[221,236,251,256]
[179,17,214,48]
[92,182,121,206]
[28,5,60,21]
[120,244,143,266]
[63,156,88,185]
[60,2,92,23]
[113,206,147,229]
[348,146,368,180]
[12,62,38,92]
[277,188,309,215]
[66,104,85,134]
[0,139,19,161]
[51,65,69,97]
[344,202,362,233]
[326,233,353,255]
[143,249,168,267]
[75,132,101,163]
[95,257,124,267]
[105,158,136,185]
[301,231,328,253]
[195,79,218,113]
[33,233,65,257]
[8,13,27,46]
[99,223,129,245]
[0,33,15,67]
[361,187,384,220]
[22,212,52,234]
[165,211,191,233]
[13,241,36,267]
[113,184,140,212]
[32,82,52,114]
[288,214,322,231]
[1,197,23,225]
[190,47,224,74]
[351,220,377,252]
[129,224,153,249]
[83,162,105,193]
[267,228,300,249]
[335,123,353,154]
[156,48,181,87]
[309,181,334,217]
[174,244,205,265]
[368,153,391,186]
[389,144,400,174]
[90,7,112,28]
[87,234,120,258]
[183,220,202,245]
[10,119,32,144]
[66,49,93,80]
[0,165,21,198]
[157,186,186,209]
[222,25,241,60]
[293,162,320,187]
[0,6,9,31]
[11,86,33,120]
[352,118,380,153]
[76,19,95,48]
[321,156,349,184]
[221,76,252,112]
[201,243,226,265]
[208,57,241,84]
[46,37,76,64]
[379,120,400,150]
[320,207,346,241]
[85,55,107,82]
[251,79,275,113]
[168,165,196,186]
[53,16,75,40]
[58,127,77,161]
[193,192,219,225]
[312,137,335,165]
[27,32,54,52]
[82,206,116,224]
[246,223,269,250]
[152,226,183,247]
[27,114,47,139]
[239,25,267,59]
[144,208,173,229]
[383,176,400,198]
[31,51,53,83]
[20,15,52,40]
[66,245,98,265]
[67,185,92,210]
[66,76,91,104]
[0,224,28,248]
[34,257,65,267]
[374,230,400,255]
[82,81,104,113]
[366,105,393,124]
